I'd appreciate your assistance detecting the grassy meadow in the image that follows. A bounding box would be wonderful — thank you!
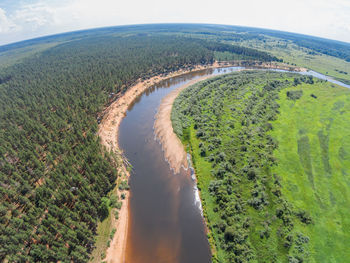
[172,71,350,262]
[270,81,350,262]
[240,37,350,85]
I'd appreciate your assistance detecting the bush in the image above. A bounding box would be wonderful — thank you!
[116,201,122,210]
[114,210,119,220]
[295,210,313,225]
[98,197,110,220]
[110,195,119,208]
[118,180,129,191]
[286,90,303,100]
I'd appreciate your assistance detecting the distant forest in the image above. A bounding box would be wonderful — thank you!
[2,24,350,62]
[0,34,276,262]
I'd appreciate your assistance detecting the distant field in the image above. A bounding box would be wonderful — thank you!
[172,71,350,262]
[239,37,350,85]
[270,81,350,262]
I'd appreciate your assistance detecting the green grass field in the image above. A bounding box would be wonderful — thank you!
[239,37,350,85]
[173,71,350,262]
[270,81,350,262]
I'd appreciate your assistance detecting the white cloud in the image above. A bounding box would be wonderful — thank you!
[0,0,350,45]
[0,8,18,33]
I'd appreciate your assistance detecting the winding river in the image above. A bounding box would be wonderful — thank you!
[118,67,350,263]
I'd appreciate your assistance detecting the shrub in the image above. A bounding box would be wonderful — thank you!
[286,90,303,100]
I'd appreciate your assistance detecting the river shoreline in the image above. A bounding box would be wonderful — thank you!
[97,63,222,263]
[154,75,216,173]
[153,60,308,173]
[97,61,307,262]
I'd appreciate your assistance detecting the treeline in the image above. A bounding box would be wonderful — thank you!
[184,23,350,62]
[284,35,350,62]
[172,71,315,262]
[129,23,350,62]
[200,40,280,62]
[0,34,270,262]
[238,27,350,62]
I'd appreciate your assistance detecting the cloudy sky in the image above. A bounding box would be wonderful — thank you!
[0,0,350,45]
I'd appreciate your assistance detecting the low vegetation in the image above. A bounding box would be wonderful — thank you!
[172,71,350,262]
[270,80,350,262]
[238,36,350,85]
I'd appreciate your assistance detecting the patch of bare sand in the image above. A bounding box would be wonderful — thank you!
[154,75,215,174]
[104,192,129,263]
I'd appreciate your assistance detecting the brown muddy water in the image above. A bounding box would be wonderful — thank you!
[119,67,242,263]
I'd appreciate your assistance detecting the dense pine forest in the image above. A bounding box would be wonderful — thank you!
[0,33,277,262]
[172,71,350,262]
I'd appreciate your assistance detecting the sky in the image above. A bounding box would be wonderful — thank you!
[0,0,350,46]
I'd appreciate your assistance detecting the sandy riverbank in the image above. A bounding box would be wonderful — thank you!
[153,62,307,172]
[98,63,220,152]
[97,63,220,263]
[104,191,129,263]
[154,75,216,173]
